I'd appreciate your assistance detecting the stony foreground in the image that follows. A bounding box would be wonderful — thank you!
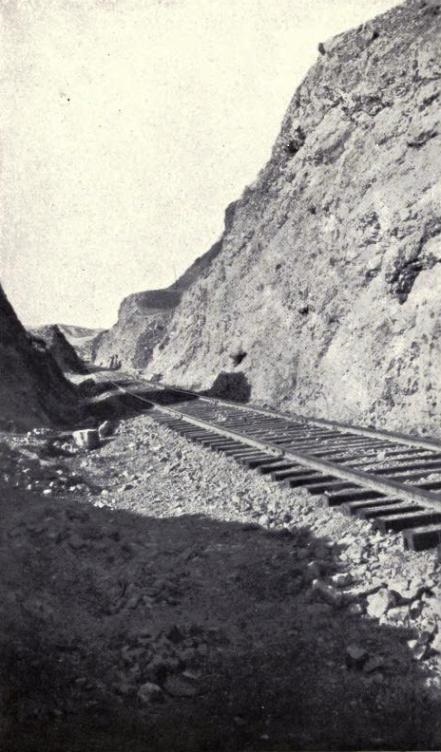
[1,411,441,751]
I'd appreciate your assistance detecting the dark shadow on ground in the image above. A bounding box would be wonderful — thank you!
[1,471,440,752]
[203,372,252,403]
[88,388,199,423]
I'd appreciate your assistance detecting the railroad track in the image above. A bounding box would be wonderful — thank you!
[91,375,441,554]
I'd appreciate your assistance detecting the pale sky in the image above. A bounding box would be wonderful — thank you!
[1,0,400,329]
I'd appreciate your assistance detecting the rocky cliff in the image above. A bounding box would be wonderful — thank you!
[92,238,222,370]
[0,285,79,429]
[149,0,441,437]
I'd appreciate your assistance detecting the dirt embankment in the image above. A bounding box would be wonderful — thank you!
[0,285,79,430]
[149,0,441,437]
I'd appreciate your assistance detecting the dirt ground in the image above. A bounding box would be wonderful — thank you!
[1,404,441,751]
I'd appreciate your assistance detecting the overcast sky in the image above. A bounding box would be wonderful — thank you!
[1,0,399,329]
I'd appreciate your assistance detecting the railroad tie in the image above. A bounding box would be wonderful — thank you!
[340,497,405,516]
[403,524,441,551]
[374,510,441,533]
[356,502,423,520]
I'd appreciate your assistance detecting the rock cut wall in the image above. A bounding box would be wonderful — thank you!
[150,0,441,437]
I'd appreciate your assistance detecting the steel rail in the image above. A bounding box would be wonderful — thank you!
[100,378,441,513]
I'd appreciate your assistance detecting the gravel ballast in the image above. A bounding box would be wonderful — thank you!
[1,412,441,751]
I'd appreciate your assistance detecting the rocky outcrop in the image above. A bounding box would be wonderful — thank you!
[150,0,441,437]
[30,325,88,374]
[0,285,79,430]
[91,235,224,370]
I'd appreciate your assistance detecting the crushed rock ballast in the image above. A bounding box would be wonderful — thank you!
[1,412,441,751]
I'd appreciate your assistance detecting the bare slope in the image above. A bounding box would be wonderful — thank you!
[151,0,441,436]
[0,285,79,429]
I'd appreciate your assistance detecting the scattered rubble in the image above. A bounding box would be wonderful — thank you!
[1,410,441,750]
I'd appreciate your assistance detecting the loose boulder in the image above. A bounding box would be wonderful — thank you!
[73,429,100,450]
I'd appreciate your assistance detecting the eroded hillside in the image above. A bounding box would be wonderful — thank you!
[149,0,441,436]
[0,285,79,429]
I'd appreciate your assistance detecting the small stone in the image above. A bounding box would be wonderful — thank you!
[424,596,441,620]
[389,579,421,603]
[312,579,343,608]
[408,639,430,661]
[330,572,352,588]
[346,644,368,669]
[363,656,384,673]
[98,420,115,438]
[69,534,86,550]
[163,675,198,697]
[137,681,163,703]
[431,632,441,654]
[347,603,363,616]
[73,429,100,451]
[305,561,321,582]
[305,602,332,618]
[126,595,141,609]
[385,606,409,623]
[366,588,395,619]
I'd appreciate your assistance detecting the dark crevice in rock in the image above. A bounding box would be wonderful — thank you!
[387,218,441,303]
[286,127,306,157]
[230,350,247,367]
[407,129,439,149]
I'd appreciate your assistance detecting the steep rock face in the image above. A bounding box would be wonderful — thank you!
[150,0,441,437]
[92,238,222,370]
[0,285,79,429]
[30,325,88,374]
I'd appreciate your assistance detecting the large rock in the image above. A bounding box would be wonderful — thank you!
[148,0,441,436]
[0,285,79,429]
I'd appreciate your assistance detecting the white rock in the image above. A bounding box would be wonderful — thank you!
[73,429,100,450]
[98,420,115,438]
[366,588,395,619]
